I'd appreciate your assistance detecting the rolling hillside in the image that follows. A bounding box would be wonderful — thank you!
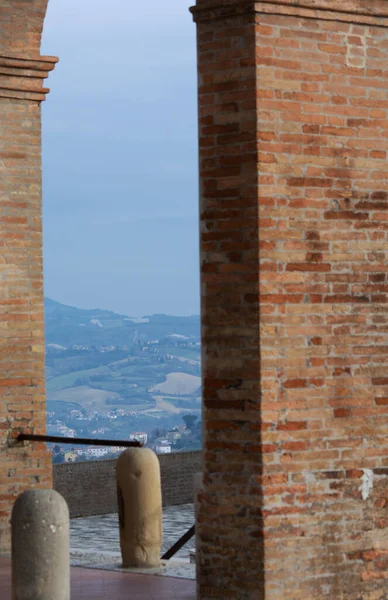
[45,298,201,417]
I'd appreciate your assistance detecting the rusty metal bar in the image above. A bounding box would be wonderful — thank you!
[161,525,195,560]
[17,433,142,448]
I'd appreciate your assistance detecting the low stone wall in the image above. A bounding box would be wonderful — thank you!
[53,450,202,518]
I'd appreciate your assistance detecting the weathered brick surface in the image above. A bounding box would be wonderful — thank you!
[0,1,57,553]
[0,0,49,59]
[192,0,388,598]
[53,451,202,518]
[2,0,388,596]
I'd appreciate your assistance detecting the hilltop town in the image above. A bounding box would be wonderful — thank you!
[45,298,202,461]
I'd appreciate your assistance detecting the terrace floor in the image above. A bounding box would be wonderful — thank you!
[0,556,197,600]
[71,503,195,559]
[70,503,195,579]
[0,503,197,599]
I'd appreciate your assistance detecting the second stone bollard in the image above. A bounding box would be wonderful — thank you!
[12,489,70,600]
[116,447,162,568]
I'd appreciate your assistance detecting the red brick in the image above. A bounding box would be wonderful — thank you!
[193,1,388,598]
[283,379,307,389]
[0,1,56,554]
[277,421,307,431]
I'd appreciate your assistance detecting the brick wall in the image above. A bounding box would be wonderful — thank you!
[2,0,388,597]
[0,1,57,553]
[53,451,201,518]
[192,1,388,598]
[0,0,49,59]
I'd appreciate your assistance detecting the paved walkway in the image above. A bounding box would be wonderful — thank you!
[70,503,195,559]
[0,504,197,598]
[0,556,196,600]
[69,503,196,579]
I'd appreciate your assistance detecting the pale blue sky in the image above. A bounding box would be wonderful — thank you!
[41,0,199,317]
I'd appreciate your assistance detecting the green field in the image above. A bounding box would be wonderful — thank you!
[46,365,111,392]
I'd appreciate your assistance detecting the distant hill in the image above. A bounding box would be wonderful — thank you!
[44,298,200,348]
[44,298,201,422]
[150,373,201,396]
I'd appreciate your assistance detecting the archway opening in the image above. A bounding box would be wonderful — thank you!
[40,0,201,564]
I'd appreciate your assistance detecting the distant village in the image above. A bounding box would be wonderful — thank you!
[44,301,202,463]
[48,407,200,463]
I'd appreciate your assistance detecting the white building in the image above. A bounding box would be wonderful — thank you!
[85,447,109,458]
[156,444,171,454]
[108,446,123,455]
[129,432,148,445]
[70,410,83,418]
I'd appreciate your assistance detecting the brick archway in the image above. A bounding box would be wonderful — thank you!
[2,1,388,598]
[0,0,56,553]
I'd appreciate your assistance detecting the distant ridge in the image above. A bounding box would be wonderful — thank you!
[44,298,200,348]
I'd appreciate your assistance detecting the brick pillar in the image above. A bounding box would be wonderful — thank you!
[0,0,57,553]
[191,1,388,598]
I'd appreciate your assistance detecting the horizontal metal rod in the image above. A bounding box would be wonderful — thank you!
[161,525,195,560]
[17,433,142,448]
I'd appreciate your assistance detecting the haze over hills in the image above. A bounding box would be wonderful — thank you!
[45,298,202,452]
[45,298,200,348]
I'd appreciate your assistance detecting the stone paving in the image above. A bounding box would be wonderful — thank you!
[0,556,197,600]
[69,503,196,579]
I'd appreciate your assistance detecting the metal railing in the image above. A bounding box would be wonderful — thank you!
[161,525,195,560]
[17,433,142,448]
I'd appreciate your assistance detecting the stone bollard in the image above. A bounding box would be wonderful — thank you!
[116,447,162,568]
[12,489,70,600]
